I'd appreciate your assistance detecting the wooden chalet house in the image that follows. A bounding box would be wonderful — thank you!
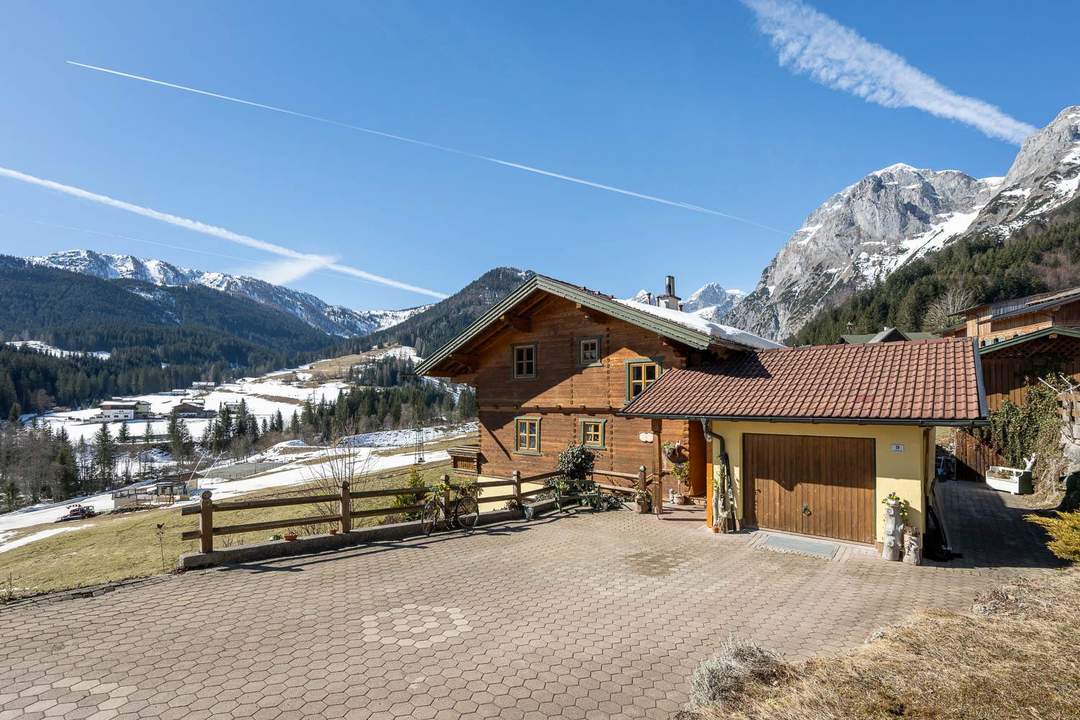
[420,274,987,547]
[417,274,781,500]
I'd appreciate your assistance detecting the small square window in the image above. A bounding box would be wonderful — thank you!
[579,337,601,366]
[515,418,540,453]
[627,361,660,400]
[580,419,605,448]
[513,344,536,378]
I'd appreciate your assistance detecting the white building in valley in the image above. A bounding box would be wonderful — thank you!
[98,400,151,421]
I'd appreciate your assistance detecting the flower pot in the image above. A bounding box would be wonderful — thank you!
[635,499,650,514]
[283,532,298,542]
[329,528,338,535]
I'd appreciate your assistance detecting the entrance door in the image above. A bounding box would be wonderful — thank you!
[743,434,875,544]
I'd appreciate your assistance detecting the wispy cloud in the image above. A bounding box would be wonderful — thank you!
[742,0,1035,144]
[0,166,448,298]
[66,61,785,234]
[251,255,337,285]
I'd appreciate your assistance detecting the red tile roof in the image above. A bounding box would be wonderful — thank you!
[621,338,986,424]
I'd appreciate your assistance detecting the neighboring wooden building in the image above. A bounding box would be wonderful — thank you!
[417,274,781,499]
[945,285,1080,346]
[944,285,1080,410]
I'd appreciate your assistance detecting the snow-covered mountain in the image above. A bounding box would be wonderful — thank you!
[628,282,745,321]
[28,250,428,337]
[728,106,1080,341]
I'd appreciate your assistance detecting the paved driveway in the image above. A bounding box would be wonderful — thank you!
[0,481,1057,720]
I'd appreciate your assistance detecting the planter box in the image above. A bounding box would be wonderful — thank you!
[985,465,1034,495]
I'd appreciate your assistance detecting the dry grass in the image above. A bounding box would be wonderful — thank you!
[687,569,1080,720]
[0,462,452,600]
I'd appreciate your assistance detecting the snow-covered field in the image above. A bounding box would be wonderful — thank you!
[0,422,476,545]
[0,351,475,552]
[30,347,435,445]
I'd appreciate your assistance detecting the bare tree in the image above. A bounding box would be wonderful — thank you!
[299,421,373,535]
[924,286,976,331]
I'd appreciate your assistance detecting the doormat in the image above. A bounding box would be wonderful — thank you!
[761,533,839,560]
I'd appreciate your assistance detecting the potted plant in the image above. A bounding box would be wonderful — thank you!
[663,443,691,504]
[631,488,651,514]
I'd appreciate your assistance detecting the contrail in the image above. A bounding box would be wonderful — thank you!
[0,166,449,299]
[66,60,786,234]
[742,0,1035,144]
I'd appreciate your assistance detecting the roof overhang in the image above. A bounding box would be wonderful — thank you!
[416,274,745,377]
[977,326,1080,354]
[617,410,988,427]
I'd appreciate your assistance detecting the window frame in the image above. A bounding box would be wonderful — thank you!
[513,416,541,455]
[577,335,603,367]
[625,358,662,403]
[512,343,537,379]
[578,417,607,449]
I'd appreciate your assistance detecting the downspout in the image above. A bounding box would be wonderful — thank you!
[700,419,738,532]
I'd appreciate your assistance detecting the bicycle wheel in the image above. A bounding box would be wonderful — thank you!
[453,496,480,534]
[420,499,441,536]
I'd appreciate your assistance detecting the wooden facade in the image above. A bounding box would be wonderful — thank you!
[980,333,1080,410]
[467,295,718,493]
[418,278,739,497]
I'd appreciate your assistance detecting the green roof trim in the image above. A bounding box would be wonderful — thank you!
[416,274,744,376]
[977,325,1080,354]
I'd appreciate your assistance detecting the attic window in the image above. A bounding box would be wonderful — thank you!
[513,344,536,378]
[579,337,601,366]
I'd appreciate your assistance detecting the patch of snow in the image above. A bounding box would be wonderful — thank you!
[6,340,110,360]
[615,299,783,350]
[0,524,95,554]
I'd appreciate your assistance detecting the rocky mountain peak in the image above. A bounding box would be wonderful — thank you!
[725,105,1080,342]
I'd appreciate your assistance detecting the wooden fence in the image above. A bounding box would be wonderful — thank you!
[952,429,1008,481]
[181,465,652,552]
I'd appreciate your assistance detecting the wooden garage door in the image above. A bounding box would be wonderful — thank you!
[744,434,875,544]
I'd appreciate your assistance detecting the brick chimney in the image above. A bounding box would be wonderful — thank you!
[657,275,681,310]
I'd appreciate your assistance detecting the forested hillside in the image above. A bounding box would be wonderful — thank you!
[793,196,1080,345]
[0,258,340,414]
[348,267,530,357]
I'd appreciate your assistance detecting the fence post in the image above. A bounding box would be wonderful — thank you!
[512,470,522,514]
[199,490,214,553]
[340,480,352,534]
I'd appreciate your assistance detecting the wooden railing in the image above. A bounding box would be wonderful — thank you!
[181,473,527,553]
[182,465,654,553]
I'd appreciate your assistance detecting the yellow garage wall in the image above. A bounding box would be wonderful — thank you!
[706,421,934,543]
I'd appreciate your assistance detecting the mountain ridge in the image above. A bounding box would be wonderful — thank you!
[29,249,427,337]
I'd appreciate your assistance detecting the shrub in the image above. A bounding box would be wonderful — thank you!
[1027,511,1080,562]
[688,639,781,709]
[556,442,595,481]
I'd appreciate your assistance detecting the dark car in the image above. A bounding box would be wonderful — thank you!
[55,504,97,522]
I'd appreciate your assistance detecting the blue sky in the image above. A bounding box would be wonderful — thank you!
[0,1,1075,310]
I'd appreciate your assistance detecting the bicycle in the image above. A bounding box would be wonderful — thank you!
[420,483,480,535]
